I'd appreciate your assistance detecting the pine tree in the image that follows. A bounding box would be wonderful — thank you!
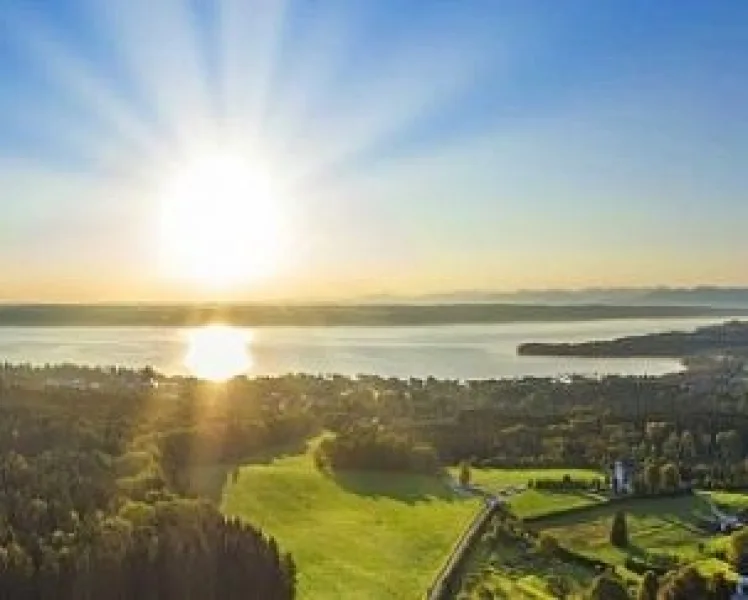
[610,510,628,548]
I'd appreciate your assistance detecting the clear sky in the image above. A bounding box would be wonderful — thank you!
[1,0,747,302]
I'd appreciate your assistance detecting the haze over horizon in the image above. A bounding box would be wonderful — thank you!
[2,1,747,302]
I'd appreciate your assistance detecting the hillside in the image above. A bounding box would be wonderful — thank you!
[220,449,479,599]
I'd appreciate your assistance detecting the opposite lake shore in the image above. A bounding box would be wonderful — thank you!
[0,302,744,327]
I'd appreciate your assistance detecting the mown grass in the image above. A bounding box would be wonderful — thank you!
[449,466,606,519]
[221,451,480,600]
[704,490,748,511]
[460,467,603,490]
[509,489,606,519]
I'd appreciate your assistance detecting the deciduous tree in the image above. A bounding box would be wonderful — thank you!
[661,463,680,491]
[644,462,661,494]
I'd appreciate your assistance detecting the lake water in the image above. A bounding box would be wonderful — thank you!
[0,316,736,380]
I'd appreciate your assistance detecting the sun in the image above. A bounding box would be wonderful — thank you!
[158,152,283,288]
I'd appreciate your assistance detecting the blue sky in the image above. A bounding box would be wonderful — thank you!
[1,0,747,301]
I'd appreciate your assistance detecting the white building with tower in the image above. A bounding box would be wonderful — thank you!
[612,460,633,494]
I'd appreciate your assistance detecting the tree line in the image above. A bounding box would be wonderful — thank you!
[0,375,299,598]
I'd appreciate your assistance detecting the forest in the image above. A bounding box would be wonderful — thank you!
[5,364,748,486]
[3,361,748,598]
[0,373,299,599]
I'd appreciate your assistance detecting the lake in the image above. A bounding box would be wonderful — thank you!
[0,316,735,380]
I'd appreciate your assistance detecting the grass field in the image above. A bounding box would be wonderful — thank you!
[539,494,716,566]
[509,489,606,519]
[461,467,603,490]
[449,466,606,519]
[705,490,748,511]
[220,451,480,600]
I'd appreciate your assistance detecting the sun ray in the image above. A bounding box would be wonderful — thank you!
[83,0,215,147]
[0,4,162,163]
[266,27,495,189]
[216,0,290,134]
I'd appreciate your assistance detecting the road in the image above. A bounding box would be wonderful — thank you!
[425,481,523,600]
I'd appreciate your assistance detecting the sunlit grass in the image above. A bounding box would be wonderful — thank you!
[448,466,606,519]
[509,489,605,519]
[703,490,748,511]
[455,466,603,490]
[221,450,479,599]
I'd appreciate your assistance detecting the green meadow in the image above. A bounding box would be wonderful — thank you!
[449,466,606,519]
[464,467,603,490]
[221,451,480,600]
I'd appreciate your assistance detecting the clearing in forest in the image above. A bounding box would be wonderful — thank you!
[221,450,479,600]
[450,466,606,519]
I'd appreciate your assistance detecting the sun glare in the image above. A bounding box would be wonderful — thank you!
[184,324,252,381]
[158,152,283,288]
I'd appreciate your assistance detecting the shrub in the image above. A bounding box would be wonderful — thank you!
[537,532,560,556]
[729,527,748,568]
[532,477,595,491]
[624,556,670,577]
[658,566,708,599]
[587,573,629,600]
[637,570,658,600]
[547,574,572,598]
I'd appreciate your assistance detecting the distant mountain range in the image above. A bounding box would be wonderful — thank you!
[365,287,748,308]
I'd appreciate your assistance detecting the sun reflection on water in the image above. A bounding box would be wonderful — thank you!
[184,325,252,381]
